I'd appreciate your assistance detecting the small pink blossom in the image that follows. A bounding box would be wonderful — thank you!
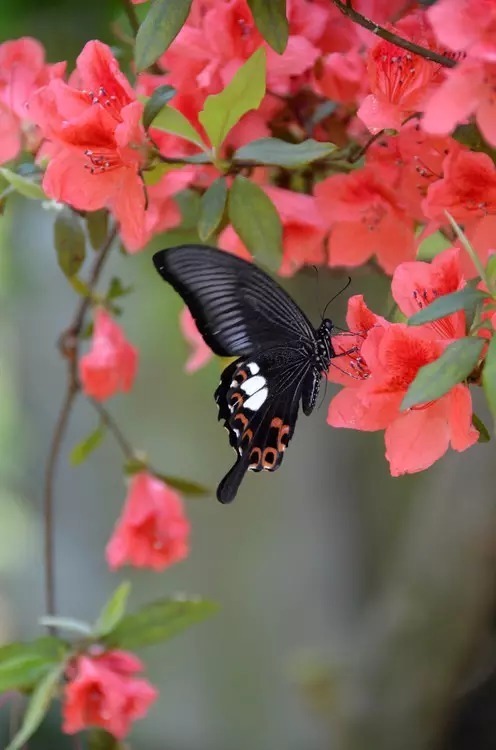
[106,472,190,571]
[180,307,213,373]
[62,649,157,739]
[428,0,496,62]
[79,308,138,401]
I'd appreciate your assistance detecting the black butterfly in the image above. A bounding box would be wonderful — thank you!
[153,245,336,504]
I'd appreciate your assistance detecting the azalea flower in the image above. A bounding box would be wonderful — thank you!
[29,40,150,251]
[0,37,64,164]
[106,472,190,571]
[62,649,157,738]
[328,248,479,474]
[428,0,496,62]
[357,11,445,133]
[180,307,213,373]
[423,149,496,225]
[315,166,416,273]
[422,58,496,148]
[79,308,138,401]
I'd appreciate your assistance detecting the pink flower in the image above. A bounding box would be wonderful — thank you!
[422,58,496,148]
[358,11,445,133]
[315,50,366,105]
[428,0,496,62]
[315,166,416,273]
[106,472,190,571]
[0,37,64,164]
[328,248,479,474]
[180,307,213,373]
[423,149,496,224]
[29,40,149,251]
[79,308,138,401]
[62,649,157,739]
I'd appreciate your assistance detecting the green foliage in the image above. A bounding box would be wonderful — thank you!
[143,85,177,130]
[0,638,66,693]
[228,175,282,270]
[199,48,266,150]
[247,0,288,53]
[407,288,488,326]
[70,426,106,466]
[154,473,210,496]
[88,730,123,750]
[234,137,336,167]
[54,207,86,278]
[473,413,491,442]
[6,663,65,750]
[198,178,228,240]
[94,582,131,638]
[402,337,485,410]
[483,334,496,424]
[151,105,206,150]
[0,167,45,200]
[104,596,218,649]
[135,0,193,71]
[87,209,109,251]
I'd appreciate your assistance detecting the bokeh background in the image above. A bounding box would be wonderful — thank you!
[2,2,496,749]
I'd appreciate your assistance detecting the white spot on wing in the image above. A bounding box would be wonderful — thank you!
[241,375,266,396]
[244,387,268,411]
[247,362,260,375]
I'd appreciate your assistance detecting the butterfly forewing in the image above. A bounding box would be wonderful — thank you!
[153,245,316,356]
[152,244,335,503]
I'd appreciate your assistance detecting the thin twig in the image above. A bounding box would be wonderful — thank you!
[332,0,457,68]
[122,0,140,36]
[91,400,135,460]
[43,224,117,627]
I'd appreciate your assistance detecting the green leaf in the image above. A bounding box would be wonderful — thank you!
[0,638,66,693]
[143,85,176,129]
[38,616,93,635]
[151,105,206,149]
[70,426,105,466]
[473,413,491,442]
[401,337,485,410]
[198,178,228,240]
[199,48,266,150]
[228,175,282,270]
[54,207,86,278]
[104,597,218,649]
[247,0,288,53]
[94,582,131,638]
[107,277,133,301]
[0,167,45,200]
[6,663,64,750]
[89,729,123,750]
[486,253,496,289]
[135,0,193,71]
[87,210,109,251]
[407,288,488,326]
[154,473,210,496]
[234,137,336,167]
[483,334,496,423]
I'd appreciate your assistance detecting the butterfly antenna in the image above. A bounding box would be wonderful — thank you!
[322,276,352,320]
[311,265,323,321]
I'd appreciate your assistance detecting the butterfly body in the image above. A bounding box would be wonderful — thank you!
[153,245,336,504]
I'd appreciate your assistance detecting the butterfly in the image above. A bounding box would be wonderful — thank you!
[153,245,336,504]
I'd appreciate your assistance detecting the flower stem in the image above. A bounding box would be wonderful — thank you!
[445,211,489,290]
[331,0,457,68]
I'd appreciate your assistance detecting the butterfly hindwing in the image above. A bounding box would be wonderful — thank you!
[153,245,316,357]
[215,353,310,503]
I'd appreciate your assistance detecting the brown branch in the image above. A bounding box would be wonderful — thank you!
[332,0,457,68]
[91,400,135,460]
[43,224,117,625]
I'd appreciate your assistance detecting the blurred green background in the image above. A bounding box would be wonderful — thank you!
[2,2,496,749]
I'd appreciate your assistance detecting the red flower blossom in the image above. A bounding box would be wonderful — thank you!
[0,37,64,164]
[29,40,149,251]
[423,149,496,224]
[328,248,478,474]
[106,472,190,571]
[62,649,157,739]
[79,308,138,401]
[358,11,444,133]
[422,58,496,148]
[428,0,496,62]
[180,307,213,373]
[315,166,416,273]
